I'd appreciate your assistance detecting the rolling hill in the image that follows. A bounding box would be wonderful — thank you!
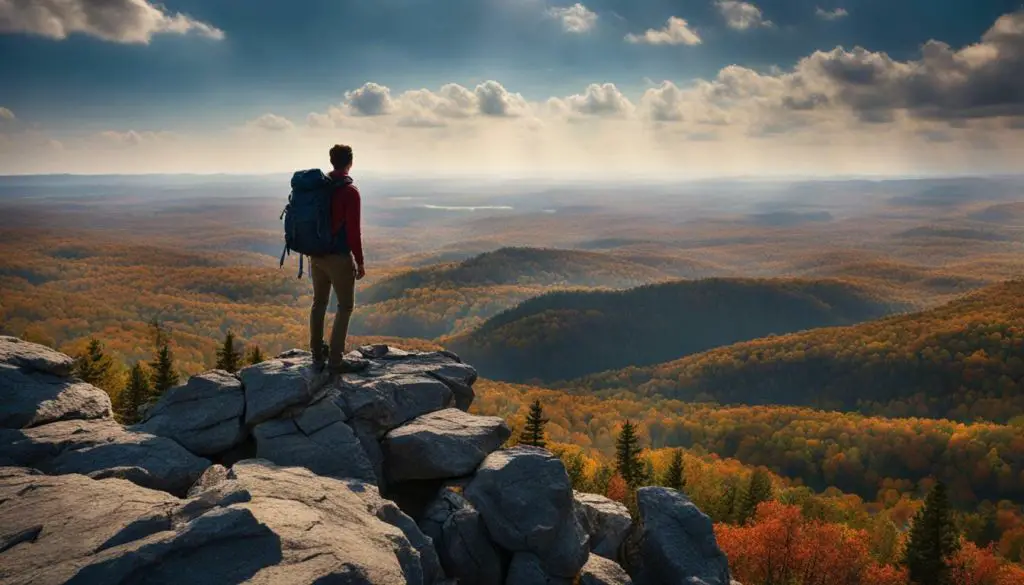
[360,247,671,304]
[446,277,905,383]
[569,280,1024,423]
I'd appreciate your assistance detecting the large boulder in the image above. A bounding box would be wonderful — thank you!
[382,408,510,482]
[0,418,208,495]
[623,487,731,585]
[419,487,503,585]
[506,553,572,585]
[252,398,377,483]
[465,447,589,578]
[580,554,634,585]
[136,370,246,456]
[239,356,318,426]
[0,336,75,376]
[338,374,454,437]
[0,337,112,429]
[575,491,632,559]
[354,346,477,410]
[0,460,445,585]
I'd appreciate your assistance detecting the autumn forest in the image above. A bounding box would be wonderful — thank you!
[3,173,1024,584]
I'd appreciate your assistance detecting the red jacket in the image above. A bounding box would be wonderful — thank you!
[328,170,364,266]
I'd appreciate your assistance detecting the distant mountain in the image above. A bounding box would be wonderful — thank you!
[350,247,675,339]
[446,278,904,383]
[360,247,670,304]
[569,280,1024,423]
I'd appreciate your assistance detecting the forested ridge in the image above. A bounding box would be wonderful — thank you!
[570,280,1024,422]
[449,277,906,382]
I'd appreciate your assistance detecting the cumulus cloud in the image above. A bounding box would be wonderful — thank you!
[546,3,598,33]
[0,0,224,44]
[625,17,702,46]
[0,107,14,120]
[556,83,635,117]
[345,83,394,116]
[815,7,849,21]
[714,0,772,30]
[247,113,294,132]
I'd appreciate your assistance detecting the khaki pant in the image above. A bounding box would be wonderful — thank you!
[309,253,356,367]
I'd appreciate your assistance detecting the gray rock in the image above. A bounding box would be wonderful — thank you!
[0,336,75,377]
[239,356,317,426]
[466,447,589,577]
[338,374,454,437]
[0,460,445,585]
[580,554,634,585]
[0,418,208,495]
[187,463,230,497]
[506,553,572,585]
[252,398,377,483]
[136,370,246,456]
[0,363,112,430]
[420,488,503,585]
[575,491,632,559]
[383,408,510,482]
[351,349,477,411]
[623,487,731,585]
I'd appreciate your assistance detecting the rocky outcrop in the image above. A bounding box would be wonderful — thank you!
[581,554,634,585]
[383,408,510,482]
[0,337,112,429]
[575,491,632,559]
[0,418,208,495]
[466,446,590,578]
[136,370,246,456]
[252,397,377,482]
[0,461,443,585]
[0,340,732,585]
[419,487,503,585]
[623,487,732,585]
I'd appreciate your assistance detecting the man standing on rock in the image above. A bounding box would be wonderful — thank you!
[309,144,367,375]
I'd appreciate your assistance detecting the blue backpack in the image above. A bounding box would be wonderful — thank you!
[278,169,352,278]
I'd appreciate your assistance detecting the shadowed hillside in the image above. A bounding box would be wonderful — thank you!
[360,247,671,304]
[570,280,1024,422]
[447,278,905,383]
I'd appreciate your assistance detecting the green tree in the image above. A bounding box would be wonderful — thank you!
[557,449,588,491]
[149,344,179,400]
[518,399,549,448]
[117,363,151,425]
[74,338,114,386]
[715,479,739,524]
[215,331,243,373]
[903,482,961,585]
[246,345,265,366]
[615,420,643,489]
[738,468,774,524]
[664,449,686,491]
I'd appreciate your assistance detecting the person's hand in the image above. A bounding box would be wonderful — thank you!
[355,264,366,281]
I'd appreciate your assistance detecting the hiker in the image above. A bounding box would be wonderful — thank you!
[279,144,367,375]
[308,144,366,374]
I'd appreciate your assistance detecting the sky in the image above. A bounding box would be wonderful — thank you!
[0,0,1023,177]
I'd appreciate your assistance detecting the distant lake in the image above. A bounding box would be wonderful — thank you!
[422,204,514,211]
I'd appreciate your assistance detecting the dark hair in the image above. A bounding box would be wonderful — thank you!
[329,144,354,169]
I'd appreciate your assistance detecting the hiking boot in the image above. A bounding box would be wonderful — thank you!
[311,343,329,372]
[327,357,370,376]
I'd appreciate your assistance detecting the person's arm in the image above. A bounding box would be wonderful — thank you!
[343,185,365,272]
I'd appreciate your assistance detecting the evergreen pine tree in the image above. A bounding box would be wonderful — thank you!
[117,363,151,424]
[664,449,686,491]
[716,480,739,524]
[518,399,549,448]
[149,344,179,400]
[246,345,265,366]
[903,482,961,585]
[215,331,243,373]
[738,468,774,524]
[74,338,114,387]
[615,420,643,489]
